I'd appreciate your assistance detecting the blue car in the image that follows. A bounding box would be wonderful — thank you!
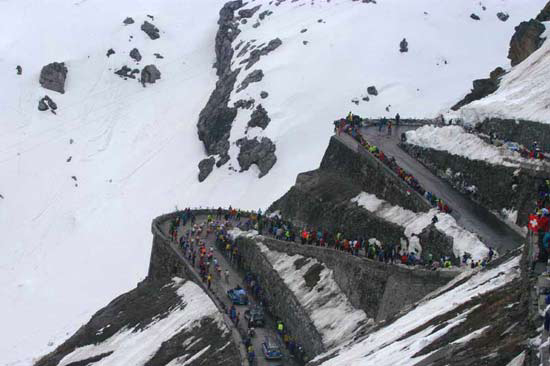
[227,287,249,305]
[262,336,283,360]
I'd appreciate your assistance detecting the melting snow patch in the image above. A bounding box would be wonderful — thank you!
[351,192,489,260]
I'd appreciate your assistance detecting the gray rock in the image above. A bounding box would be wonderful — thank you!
[216,154,230,167]
[234,98,255,109]
[259,10,273,20]
[106,48,115,57]
[399,38,408,53]
[508,19,546,66]
[451,67,505,110]
[141,21,160,40]
[260,91,269,99]
[301,28,307,33]
[362,96,370,102]
[153,53,164,59]
[43,95,57,110]
[236,137,277,177]
[123,17,134,25]
[140,65,161,86]
[39,62,68,94]
[241,38,282,70]
[367,86,378,96]
[252,22,260,28]
[238,5,261,18]
[247,104,271,129]
[114,65,140,79]
[470,13,480,20]
[237,69,263,92]
[198,157,215,182]
[130,48,142,62]
[537,2,550,21]
[38,98,49,111]
[351,98,359,105]
[303,40,309,45]
[496,12,509,22]
[16,65,22,75]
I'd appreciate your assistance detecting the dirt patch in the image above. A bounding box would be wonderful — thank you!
[304,263,325,290]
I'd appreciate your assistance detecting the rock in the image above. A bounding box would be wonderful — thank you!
[303,41,309,45]
[508,19,546,66]
[259,10,273,20]
[399,38,408,53]
[39,62,68,94]
[236,137,277,177]
[38,95,57,112]
[44,95,57,110]
[317,19,323,23]
[106,48,115,57]
[367,86,378,96]
[234,98,255,109]
[247,104,271,129]
[496,12,509,22]
[252,22,260,28]
[123,17,134,25]
[114,65,140,79]
[536,2,550,22]
[141,21,160,40]
[237,69,264,92]
[362,96,370,102]
[451,67,505,110]
[38,99,49,111]
[238,5,261,18]
[260,91,269,99]
[71,176,77,181]
[351,98,359,105]
[153,53,164,59]
[147,14,154,20]
[470,13,481,20]
[418,224,458,264]
[241,38,282,69]
[140,65,161,86]
[129,48,142,62]
[301,28,307,33]
[66,156,72,162]
[198,157,215,182]
[216,154,230,167]
[241,19,248,24]
[16,65,22,75]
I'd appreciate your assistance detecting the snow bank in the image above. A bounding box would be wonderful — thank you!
[453,23,550,124]
[58,280,222,366]
[316,255,521,365]
[405,125,528,167]
[257,242,369,348]
[351,192,489,260]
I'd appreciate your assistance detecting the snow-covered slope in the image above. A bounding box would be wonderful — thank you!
[452,23,550,123]
[0,0,546,364]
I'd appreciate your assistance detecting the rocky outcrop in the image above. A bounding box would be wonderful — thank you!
[508,19,546,66]
[123,17,134,25]
[236,137,277,177]
[399,38,408,52]
[236,69,263,92]
[234,98,255,109]
[140,64,161,86]
[198,157,215,182]
[247,104,271,129]
[39,62,68,94]
[238,4,261,18]
[129,48,142,62]
[536,2,550,21]
[418,224,457,263]
[240,38,282,70]
[141,21,160,40]
[451,67,505,110]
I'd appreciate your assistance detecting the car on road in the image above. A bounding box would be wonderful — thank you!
[227,287,248,305]
[244,306,265,327]
[262,336,283,360]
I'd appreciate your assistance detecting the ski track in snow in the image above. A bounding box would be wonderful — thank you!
[0,0,546,363]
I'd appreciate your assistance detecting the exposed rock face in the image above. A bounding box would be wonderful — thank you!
[508,19,546,66]
[497,12,509,22]
[237,69,263,92]
[238,4,261,18]
[236,137,277,177]
[399,38,408,52]
[367,86,378,96]
[123,16,134,25]
[536,2,550,21]
[247,104,271,129]
[141,21,160,40]
[470,13,481,20]
[418,224,457,263]
[129,48,142,62]
[39,62,68,94]
[198,157,216,182]
[451,67,505,110]
[140,64,161,86]
[214,0,243,76]
[241,38,282,69]
[114,65,140,79]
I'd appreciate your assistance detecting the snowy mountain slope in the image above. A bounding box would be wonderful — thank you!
[453,23,550,123]
[0,0,546,364]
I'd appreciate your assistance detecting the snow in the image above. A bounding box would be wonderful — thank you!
[451,325,490,344]
[257,241,370,348]
[351,192,489,260]
[453,23,550,124]
[315,255,521,365]
[0,0,546,363]
[57,280,222,366]
[405,125,531,167]
[505,351,526,366]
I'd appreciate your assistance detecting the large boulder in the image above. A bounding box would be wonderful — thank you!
[39,62,68,94]
[198,157,216,182]
[141,21,160,40]
[508,19,546,66]
[236,137,277,177]
[129,48,142,62]
[367,86,378,96]
[140,64,161,86]
[247,104,271,129]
